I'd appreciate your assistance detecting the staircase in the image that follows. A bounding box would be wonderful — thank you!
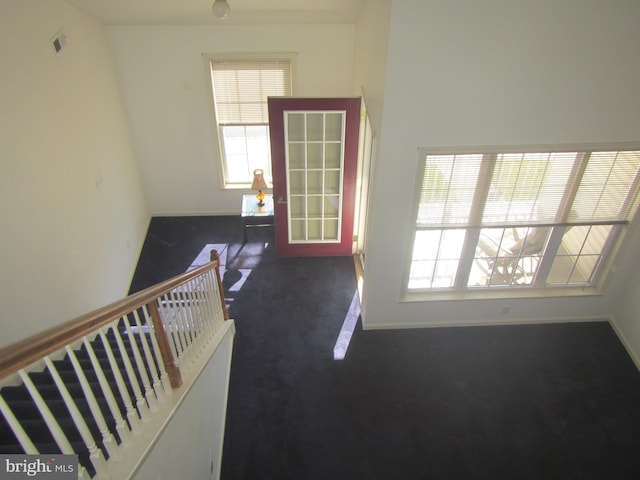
[0,250,232,479]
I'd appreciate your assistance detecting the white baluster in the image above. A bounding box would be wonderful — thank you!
[133,308,166,403]
[77,465,90,480]
[65,345,118,460]
[167,290,191,363]
[185,280,205,352]
[196,273,212,341]
[142,305,173,397]
[0,394,39,453]
[205,269,223,328]
[82,337,131,447]
[159,293,183,362]
[181,282,200,340]
[123,314,158,412]
[98,328,141,433]
[110,323,149,422]
[197,273,212,331]
[44,357,108,478]
[18,369,75,454]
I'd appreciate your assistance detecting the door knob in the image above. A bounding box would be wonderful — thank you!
[276,196,287,204]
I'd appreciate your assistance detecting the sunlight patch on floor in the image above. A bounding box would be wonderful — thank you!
[188,243,252,308]
[333,290,360,361]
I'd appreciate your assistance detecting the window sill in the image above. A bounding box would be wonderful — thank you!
[221,184,273,191]
[221,183,251,190]
[399,285,603,303]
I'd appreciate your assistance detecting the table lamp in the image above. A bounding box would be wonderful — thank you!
[251,169,268,207]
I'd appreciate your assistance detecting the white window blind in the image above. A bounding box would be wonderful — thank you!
[570,151,640,222]
[417,154,482,226]
[211,60,292,125]
[484,152,576,225]
[208,56,293,186]
[418,150,640,229]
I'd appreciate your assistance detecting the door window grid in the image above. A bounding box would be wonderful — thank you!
[284,111,345,243]
[407,149,640,291]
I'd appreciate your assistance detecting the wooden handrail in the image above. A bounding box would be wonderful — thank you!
[0,251,226,380]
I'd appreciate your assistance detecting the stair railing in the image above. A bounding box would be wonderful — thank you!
[0,250,230,479]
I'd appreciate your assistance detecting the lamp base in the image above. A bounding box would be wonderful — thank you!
[256,189,266,207]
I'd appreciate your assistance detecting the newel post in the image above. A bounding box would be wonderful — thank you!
[210,249,229,320]
[148,300,183,389]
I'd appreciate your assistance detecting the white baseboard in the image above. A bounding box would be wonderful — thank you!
[362,315,609,331]
[150,210,240,217]
[609,316,640,371]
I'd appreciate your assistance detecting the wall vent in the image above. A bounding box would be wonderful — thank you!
[51,30,67,53]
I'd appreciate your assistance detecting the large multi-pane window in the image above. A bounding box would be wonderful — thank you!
[407,148,640,292]
[208,55,294,186]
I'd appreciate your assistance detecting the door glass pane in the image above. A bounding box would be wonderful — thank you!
[307,114,324,141]
[325,171,340,194]
[324,196,339,218]
[290,196,305,218]
[307,196,322,218]
[325,143,341,169]
[289,171,305,195]
[307,143,323,169]
[308,219,322,240]
[325,113,343,141]
[288,143,305,169]
[287,113,305,141]
[290,219,306,241]
[307,171,323,195]
[324,220,339,240]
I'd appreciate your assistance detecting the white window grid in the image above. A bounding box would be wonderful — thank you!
[406,147,640,292]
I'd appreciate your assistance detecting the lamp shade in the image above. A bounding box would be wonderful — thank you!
[251,169,268,190]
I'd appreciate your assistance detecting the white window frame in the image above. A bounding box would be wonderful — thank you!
[204,52,297,188]
[402,144,640,300]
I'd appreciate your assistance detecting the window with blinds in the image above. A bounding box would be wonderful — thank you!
[407,148,640,292]
[208,56,294,186]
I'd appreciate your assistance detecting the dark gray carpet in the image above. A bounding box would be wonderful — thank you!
[130,216,640,480]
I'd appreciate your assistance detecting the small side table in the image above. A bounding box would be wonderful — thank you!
[241,194,274,243]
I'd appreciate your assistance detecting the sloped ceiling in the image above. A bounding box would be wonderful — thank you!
[66,0,366,25]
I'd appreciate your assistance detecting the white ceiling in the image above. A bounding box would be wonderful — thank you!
[66,0,367,25]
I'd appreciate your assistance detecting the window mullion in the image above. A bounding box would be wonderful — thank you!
[620,161,640,219]
[456,154,496,288]
[557,152,590,222]
[529,153,588,286]
[532,225,566,287]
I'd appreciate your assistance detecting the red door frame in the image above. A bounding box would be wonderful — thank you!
[268,97,361,257]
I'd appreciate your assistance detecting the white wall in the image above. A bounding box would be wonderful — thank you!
[353,0,391,136]
[106,24,356,215]
[362,0,640,329]
[608,214,640,366]
[0,0,149,348]
[132,323,234,480]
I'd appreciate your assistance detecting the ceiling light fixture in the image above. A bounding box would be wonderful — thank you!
[212,0,231,19]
